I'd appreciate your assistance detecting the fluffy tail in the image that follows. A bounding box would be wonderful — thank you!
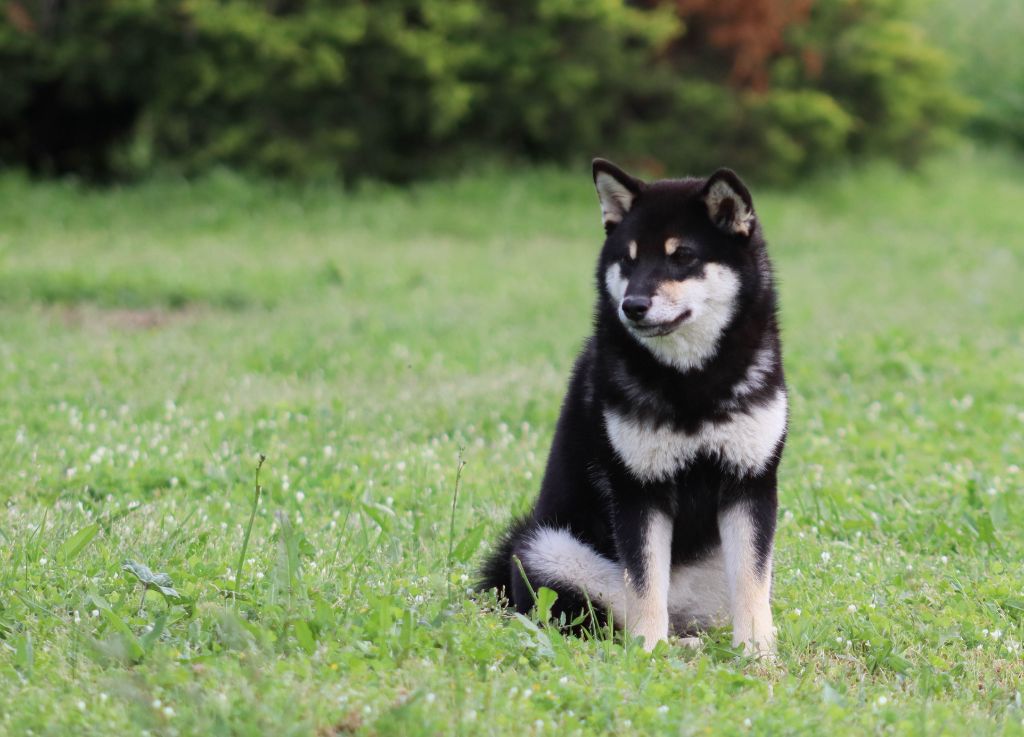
[478,518,627,634]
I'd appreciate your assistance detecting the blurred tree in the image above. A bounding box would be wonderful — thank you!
[667,0,815,91]
[924,0,1024,150]
[0,0,966,183]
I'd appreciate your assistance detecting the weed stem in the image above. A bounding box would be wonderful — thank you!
[445,449,466,601]
[234,453,266,604]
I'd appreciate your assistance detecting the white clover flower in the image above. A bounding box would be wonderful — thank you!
[847,605,857,613]
[820,551,831,563]
[657,705,669,714]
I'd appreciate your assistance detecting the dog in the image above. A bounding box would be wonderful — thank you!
[478,159,787,655]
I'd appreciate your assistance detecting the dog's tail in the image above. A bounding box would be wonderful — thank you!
[476,514,534,600]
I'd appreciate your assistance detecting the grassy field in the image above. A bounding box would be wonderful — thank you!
[1,147,1023,736]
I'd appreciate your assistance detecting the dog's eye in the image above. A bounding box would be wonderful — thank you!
[672,246,697,262]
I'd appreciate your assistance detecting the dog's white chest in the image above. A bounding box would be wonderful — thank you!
[603,389,787,481]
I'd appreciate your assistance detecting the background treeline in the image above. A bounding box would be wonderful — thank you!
[0,0,1013,183]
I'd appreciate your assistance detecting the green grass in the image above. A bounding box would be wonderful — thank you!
[1,148,1023,736]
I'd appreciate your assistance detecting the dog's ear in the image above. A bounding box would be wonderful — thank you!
[701,168,755,237]
[593,158,644,233]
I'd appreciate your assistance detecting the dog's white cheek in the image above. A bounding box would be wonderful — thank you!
[641,264,740,372]
[702,263,741,309]
[647,280,702,324]
[604,263,628,307]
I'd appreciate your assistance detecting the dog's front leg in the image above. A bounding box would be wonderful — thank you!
[615,503,673,651]
[719,494,777,657]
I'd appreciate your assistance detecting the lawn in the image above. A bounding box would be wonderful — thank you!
[1,148,1022,736]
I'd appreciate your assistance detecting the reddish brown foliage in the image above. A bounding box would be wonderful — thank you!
[670,0,816,91]
[5,2,37,34]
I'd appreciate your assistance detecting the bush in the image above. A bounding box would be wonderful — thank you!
[794,0,969,165]
[0,0,966,183]
[923,0,1024,149]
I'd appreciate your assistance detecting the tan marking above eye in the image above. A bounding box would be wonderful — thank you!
[628,240,638,260]
[665,237,682,256]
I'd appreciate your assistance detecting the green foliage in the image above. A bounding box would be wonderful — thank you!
[0,0,966,182]
[811,2,969,162]
[924,0,1024,149]
[780,0,969,170]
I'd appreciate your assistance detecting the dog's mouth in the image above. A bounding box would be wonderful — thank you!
[630,309,692,337]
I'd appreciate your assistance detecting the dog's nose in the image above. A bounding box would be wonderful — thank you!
[621,296,652,322]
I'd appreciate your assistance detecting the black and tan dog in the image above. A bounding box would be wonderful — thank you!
[479,160,787,655]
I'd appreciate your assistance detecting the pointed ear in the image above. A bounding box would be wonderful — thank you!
[701,168,755,237]
[592,158,643,233]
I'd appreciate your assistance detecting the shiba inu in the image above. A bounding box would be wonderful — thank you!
[478,159,787,655]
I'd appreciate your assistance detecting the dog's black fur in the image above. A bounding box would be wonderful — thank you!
[479,159,786,650]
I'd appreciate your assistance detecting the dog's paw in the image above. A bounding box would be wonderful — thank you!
[636,631,668,653]
[675,636,701,649]
[628,610,669,652]
[735,633,776,659]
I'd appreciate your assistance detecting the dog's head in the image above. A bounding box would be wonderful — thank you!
[592,158,764,371]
